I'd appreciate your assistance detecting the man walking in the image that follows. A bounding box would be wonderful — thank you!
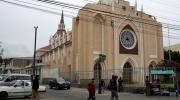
[145,76,150,96]
[118,77,123,92]
[109,75,118,100]
[32,75,40,100]
[98,79,105,94]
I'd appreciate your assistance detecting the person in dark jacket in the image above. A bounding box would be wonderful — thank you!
[109,75,118,100]
[98,79,105,94]
[145,76,150,96]
[32,75,40,100]
[118,77,123,92]
[88,78,96,100]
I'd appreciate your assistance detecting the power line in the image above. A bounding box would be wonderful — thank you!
[1,0,180,40]
[1,0,180,36]
[139,0,180,17]
[10,0,77,16]
[1,0,74,17]
[34,0,180,30]
[149,0,180,10]
[15,0,180,28]
[85,0,180,24]
[0,0,176,32]
[144,4,180,20]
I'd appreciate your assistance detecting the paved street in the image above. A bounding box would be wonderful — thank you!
[8,87,179,100]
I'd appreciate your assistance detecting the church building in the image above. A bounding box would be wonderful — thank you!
[40,0,163,86]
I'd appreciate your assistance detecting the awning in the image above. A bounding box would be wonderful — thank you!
[150,70,175,75]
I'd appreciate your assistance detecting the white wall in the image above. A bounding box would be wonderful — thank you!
[41,67,59,78]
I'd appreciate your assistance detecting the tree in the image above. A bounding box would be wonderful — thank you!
[164,50,180,63]
[1,58,11,74]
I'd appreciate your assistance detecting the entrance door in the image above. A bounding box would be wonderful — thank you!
[123,62,132,84]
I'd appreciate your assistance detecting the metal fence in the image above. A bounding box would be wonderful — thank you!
[59,67,148,88]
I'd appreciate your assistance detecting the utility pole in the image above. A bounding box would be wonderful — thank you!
[0,42,4,74]
[33,26,38,79]
[168,27,178,97]
[168,27,171,66]
[0,41,3,57]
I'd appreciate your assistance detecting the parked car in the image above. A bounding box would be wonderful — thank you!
[39,85,46,92]
[0,74,8,81]
[150,83,161,95]
[0,80,31,99]
[0,80,46,99]
[49,77,71,90]
[0,74,31,86]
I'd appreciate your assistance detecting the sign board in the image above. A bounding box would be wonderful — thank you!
[150,70,175,75]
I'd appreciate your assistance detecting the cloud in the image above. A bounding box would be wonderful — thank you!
[1,43,33,58]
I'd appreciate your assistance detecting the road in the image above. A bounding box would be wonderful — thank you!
[8,87,179,100]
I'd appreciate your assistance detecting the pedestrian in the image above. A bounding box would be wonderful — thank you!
[109,75,118,100]
[156,78,160,84]
[98,79,105,94]
[32,75,40,100]
[145,76,150,96]
[87,78,96,100]
[118,77,123,92]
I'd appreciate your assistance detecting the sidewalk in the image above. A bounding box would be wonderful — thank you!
[37,87,179,100]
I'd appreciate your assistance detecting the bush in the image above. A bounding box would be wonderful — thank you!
[161,84,175,92]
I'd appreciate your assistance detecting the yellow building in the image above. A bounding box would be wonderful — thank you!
[40,0,164,86]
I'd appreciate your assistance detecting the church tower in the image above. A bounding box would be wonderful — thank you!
[57,10,66,36]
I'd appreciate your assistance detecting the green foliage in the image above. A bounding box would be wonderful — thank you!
[164,50,180,63]
[161,84,175,92]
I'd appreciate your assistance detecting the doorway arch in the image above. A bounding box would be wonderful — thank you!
[123,62,133,84]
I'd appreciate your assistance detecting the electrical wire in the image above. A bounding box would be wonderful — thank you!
[1,0,74,18]
[9,0,180,30]
[84,0,180,24]
[148,0,180,10]
[1,0,180,40]
[34,0,180,31]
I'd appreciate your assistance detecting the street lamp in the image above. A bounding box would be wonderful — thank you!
[98,54,106,63]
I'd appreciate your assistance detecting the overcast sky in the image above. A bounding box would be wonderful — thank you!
[0,0,180,57]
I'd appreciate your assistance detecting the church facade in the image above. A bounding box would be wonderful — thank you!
[71,0,163,84]
[40,0,163,85]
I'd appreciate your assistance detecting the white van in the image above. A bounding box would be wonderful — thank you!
[0,74,31,85]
